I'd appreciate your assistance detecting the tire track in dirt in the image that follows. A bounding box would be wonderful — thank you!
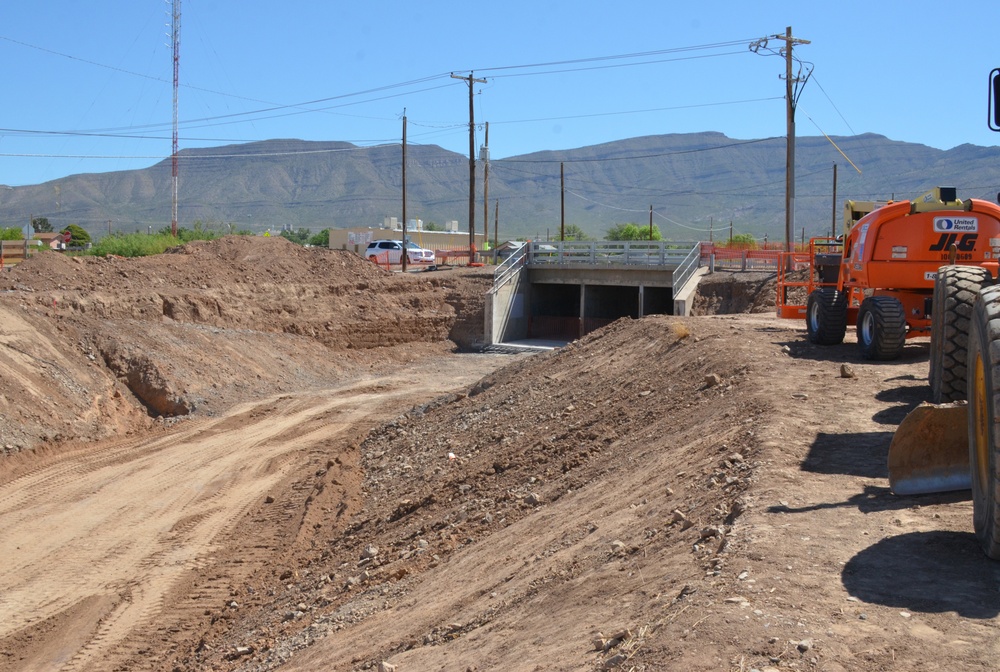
[0,385,380,668]
[0,357,512,672]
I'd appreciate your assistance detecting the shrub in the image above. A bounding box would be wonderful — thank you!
[89,233,183,257]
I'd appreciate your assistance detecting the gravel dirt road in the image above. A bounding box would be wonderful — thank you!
[1,239,999,672]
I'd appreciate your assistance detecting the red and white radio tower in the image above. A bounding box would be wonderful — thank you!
[170,0,181,236]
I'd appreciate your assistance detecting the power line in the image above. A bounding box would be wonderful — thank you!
[562,188,715,233]
[1,35,773,140]
[0,143,398,161]
[481,49,752,79]
[469,40,763,74]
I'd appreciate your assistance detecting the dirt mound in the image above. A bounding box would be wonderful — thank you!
[1,236,387,293]
[0,237,492,455]
[691,271,778,315]
[148,315,767,671]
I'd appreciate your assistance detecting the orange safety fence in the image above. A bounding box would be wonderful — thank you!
[701,243,783,271]
[434,244,491,267]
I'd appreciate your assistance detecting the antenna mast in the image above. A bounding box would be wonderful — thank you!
[171,0,181,236]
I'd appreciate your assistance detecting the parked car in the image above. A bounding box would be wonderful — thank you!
[364,239,435,264]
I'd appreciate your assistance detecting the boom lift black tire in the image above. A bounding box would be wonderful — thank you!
[930,265,993,403]
[805,288,848,345]
[857,296,906,360]
[967,285,1000,558]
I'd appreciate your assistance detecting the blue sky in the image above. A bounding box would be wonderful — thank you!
[1,0,998,188]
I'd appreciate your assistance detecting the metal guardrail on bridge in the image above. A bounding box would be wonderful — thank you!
[491,243,528,293]
[671,243,701,292]
[526,240,699,267]
[524,240,703,295]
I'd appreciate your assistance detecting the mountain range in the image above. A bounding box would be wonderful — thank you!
[2,133,1000,242]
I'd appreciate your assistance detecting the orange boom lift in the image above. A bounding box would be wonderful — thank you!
[777,188,1000,510]
[777,187,1000,362]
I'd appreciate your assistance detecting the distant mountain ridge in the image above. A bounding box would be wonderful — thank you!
[2,133,999,242]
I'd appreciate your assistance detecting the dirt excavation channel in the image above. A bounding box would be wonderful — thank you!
[2,246,1000,672]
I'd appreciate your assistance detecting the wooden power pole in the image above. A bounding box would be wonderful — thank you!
[170,0,181,237]
[451,72,487,260]
[776,26,810,255]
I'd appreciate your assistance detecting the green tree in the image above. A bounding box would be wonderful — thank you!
[308,228,330,247]
[605,222,662,241]
[279,228,311,245]
[154,224,222,243]
[561,223,593,241]
[0,227,23,240]
[31,217,53,233]
[726,233,757,247]
[62,224,91,247]
[423,221,444,232]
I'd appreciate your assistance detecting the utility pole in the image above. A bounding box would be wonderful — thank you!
[451,72,486,260]
[709,216,714,243]
[170,0,181,237]
[648,205,653,240]
[402,112,407,272]
[481,122,489,254]
[775,26,810,255]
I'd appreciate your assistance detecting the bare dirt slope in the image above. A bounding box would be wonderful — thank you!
[1,246,998,672]
[0,237,490,453]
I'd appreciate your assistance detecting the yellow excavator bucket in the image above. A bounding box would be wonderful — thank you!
[888,402,970,495]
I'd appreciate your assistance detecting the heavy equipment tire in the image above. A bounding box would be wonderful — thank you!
[967,284,1000,558]
[930,265,992,403]
[805,288,848,345]
[857,296,906,360]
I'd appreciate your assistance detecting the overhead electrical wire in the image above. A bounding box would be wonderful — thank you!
[3,30,884,228]
[0,34,772,152]
[563,188,715,233]
[468,40,762,74]
[477,49,752,80]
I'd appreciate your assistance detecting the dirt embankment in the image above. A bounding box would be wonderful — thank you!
[0,237,493,456]
[690,271,778,315]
